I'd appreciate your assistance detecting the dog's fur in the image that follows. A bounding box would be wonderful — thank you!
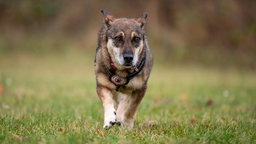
[94,10,153,129]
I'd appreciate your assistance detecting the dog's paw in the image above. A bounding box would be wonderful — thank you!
[115,121,121,126]
[103,121,116,129]
[103,111,117,129]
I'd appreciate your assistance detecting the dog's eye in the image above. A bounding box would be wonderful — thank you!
[133,36,141,43]
[114,35,123,43]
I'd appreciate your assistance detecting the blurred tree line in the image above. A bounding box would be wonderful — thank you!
[0,0,255,69]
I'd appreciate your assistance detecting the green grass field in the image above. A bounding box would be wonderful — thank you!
[0,48,255,143]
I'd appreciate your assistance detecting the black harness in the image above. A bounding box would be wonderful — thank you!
[106,56,146,91]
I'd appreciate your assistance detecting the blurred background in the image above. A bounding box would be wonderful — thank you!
[0,0,255,70]
[1,1,256,142]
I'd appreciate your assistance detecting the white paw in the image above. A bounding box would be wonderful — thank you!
[103,111,117,129]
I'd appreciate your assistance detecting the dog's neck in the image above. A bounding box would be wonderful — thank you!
[104,52,146,91]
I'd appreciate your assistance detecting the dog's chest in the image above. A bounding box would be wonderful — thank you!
[116,75,145,92]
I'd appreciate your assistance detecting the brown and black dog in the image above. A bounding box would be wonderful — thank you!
[94,10,153,129]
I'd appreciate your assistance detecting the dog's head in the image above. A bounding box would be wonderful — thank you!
[101,10,148,68]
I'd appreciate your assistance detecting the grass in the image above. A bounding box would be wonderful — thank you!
[0,47,255,143]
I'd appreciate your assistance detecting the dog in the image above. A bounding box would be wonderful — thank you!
[94,10,153,129]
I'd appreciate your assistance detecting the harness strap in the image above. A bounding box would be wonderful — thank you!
[106,55,146,91]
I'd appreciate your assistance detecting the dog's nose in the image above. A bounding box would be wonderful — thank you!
[124,55,133,62]
[123,52,133,64]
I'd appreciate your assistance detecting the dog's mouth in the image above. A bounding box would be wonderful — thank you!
[124,62,133,67]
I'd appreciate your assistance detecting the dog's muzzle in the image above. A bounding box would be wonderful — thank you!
[123,51,133,66]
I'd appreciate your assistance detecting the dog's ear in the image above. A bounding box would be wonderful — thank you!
[136,12,148,29]
[101,9,115,27]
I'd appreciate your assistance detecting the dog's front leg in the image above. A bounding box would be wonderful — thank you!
[116,92,130,125]
[120,88,146,128]
[97,87,116,129]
